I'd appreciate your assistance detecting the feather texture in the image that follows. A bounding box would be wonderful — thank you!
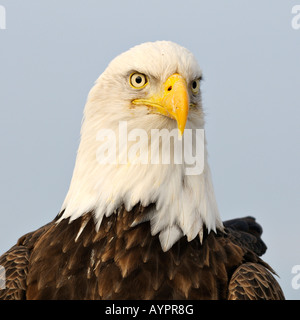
[0,208,284,300]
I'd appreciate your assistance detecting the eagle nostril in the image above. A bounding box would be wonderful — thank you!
[167,86,172,91]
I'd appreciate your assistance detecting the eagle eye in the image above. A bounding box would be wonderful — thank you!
[191,79,200,95]
[129,73,148,89]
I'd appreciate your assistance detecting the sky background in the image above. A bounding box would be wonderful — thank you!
[0,0,299,299]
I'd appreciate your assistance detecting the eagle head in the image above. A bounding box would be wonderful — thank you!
[59,41,223,251]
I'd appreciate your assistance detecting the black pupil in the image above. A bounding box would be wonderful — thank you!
[135,76,142,84]
[192,81,197,89]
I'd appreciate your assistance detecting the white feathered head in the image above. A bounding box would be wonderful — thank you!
[60,41,223,251]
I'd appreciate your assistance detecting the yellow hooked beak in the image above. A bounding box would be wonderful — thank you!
[132,73,189,136]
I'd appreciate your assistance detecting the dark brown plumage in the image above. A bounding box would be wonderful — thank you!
[0,204,284,300]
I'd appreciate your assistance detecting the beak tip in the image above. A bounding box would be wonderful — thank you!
[178,128,184,139]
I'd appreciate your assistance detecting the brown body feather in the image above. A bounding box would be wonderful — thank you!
[0,205,284,300]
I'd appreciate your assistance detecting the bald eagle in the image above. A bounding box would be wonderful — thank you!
[0,41,284,300]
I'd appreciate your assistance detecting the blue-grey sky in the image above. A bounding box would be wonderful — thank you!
[0,0,299,299]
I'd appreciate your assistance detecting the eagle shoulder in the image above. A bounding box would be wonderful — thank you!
[223,216,267,256]
[227,262,285,300]
[0,221,54,300]
[0,245,29,300]
[223,217,285,300]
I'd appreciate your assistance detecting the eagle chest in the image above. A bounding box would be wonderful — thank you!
[26,212,236,300]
